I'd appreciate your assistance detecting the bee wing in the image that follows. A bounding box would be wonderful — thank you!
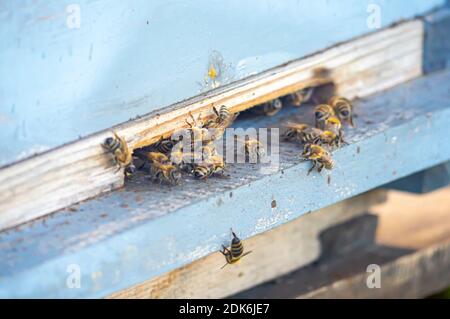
[283,122,306,129]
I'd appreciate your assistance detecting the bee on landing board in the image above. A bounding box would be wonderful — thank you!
[234,136,265,162]
[193,155,225,180]
[329,96,355,127]
[301,143,334,175]
[283,122,338,148]
[204,105,238,130]
[220,229,252,269]
[314,104,335,130]
[145,151,181,185]
[102,131,133,173]
[324,116,347,147]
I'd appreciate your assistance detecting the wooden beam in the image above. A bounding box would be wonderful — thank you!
[234,187,450,299]
[108,190,387,299]
[0,20,423,231]
[2,68,450,298]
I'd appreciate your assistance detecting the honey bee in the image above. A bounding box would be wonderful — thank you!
[329,96,354,127]
[301,143,334,175]
[314,104,335,129]
[170,144,204,172]
[220,229,252,269]
[204,105,238,129]
[193,155,225,179]
[148,137,175,154]
[146,152,181,185]
[102,131,133,172]
[172,113,211,147]
[324,116,347,147]
[146,151,171,164]
[285,87,315,107]
[235,136,265,161]
[250,98,283,116]
[283,122,338,147]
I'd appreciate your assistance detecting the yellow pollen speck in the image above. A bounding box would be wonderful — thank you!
[208,65,217,79]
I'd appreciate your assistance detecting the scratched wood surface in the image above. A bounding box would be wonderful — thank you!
[0,20,424,231]
[234,188,450,299]
[108,190,386,299]
[2,1,443,167]
[1,68,450,298]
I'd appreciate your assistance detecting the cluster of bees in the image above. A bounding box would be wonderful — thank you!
[249,87,315,117]
[102,89,354,268]
[283,96,354,174]
[102,105,265,185]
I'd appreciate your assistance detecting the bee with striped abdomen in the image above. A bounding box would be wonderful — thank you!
[250,98,283,117]
[146,151,181,185]
[220,229,252,269]
[301,143,334,175]
[172,113,211,148]
[148,137,175,154]
[102,131,133,172]
[204,105,238,130]
[235,136,265,161]
[314,104,335,130]
[324,116,347,147]
[285,87,315,107]
[193,155,225,179]
[283,122,338,147]
[329,96,355,127]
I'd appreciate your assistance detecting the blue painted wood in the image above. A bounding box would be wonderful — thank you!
[383,161,450,193]
[0,0,445,167]
[0,69,450,298]
[424,8,450,73]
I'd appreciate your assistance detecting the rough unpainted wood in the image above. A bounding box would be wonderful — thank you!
[0,20,423,231]
[108,190,387,299]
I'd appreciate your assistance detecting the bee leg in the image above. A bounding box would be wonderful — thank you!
[318,163,324,173]
[307,162,316,175]
[221,245,231,256]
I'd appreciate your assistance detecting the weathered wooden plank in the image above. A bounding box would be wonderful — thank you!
[1,1,444,167]
[1,68,450,298]
[0,20,424,231]
[108,191,386,299]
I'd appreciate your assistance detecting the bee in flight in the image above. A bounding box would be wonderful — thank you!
[102,131,133,173]
[285,87,315,107]
[220,229,252,269]
[301,143,334,175]
[250,98,283,117]
[146,151,181,185]
[314,104,335,130]
[329,96,355,127]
